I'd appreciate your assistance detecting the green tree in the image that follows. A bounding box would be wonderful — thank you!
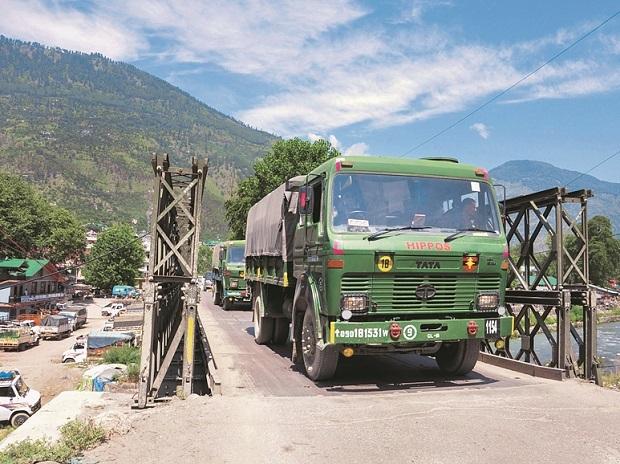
[225,138,340,238]
[565,215,620,286]
[83,224,145,291]
[197,243,212,275]
[0,172,85,262]
[39,207,86,263]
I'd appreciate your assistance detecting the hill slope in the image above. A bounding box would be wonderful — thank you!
[0,36,276,237]
[490,160,620,232]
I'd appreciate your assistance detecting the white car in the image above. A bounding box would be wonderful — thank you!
[62,338,87,363]
[101,303,124,317]
[0,370,41,427]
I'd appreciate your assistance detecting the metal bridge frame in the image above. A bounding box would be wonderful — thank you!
[137,154,207,408]
[484,187,598,382]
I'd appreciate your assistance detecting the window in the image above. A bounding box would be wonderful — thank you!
[0,386,15,398]
[331,173,500,233]
[311,181,322,224]
[227,247,245,265]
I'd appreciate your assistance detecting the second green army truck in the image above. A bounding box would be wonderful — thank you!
[245,155,513,381]
[211,240,251,310]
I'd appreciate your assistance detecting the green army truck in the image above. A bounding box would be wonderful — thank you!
[244,155,514,381]
[211,240,251,310]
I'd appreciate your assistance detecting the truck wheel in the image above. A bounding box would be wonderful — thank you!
[253,293,274,345]
[222,298,231,311]
[272,318,289,345]
[11,412,30,427]
[435,339,480,376]
[301,308,338,381]
[213,284,222,306]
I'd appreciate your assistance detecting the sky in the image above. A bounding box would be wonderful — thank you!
[2,1,620,181]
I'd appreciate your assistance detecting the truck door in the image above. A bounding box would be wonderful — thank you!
[294,177,324,275]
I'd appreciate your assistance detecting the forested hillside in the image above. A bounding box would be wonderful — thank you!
[0,36,276,237]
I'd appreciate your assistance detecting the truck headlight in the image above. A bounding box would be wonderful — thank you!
[340,293,369,315]
[476,292,499,311]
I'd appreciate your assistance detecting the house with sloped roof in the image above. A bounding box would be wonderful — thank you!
[0,259,67,320]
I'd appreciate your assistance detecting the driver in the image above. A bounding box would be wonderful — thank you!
[460,198,477,228]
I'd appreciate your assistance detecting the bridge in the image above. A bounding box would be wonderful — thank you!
[118,155,620,461]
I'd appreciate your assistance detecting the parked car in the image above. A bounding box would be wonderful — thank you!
[101,303,124,317]
[0,370,41,427]
[62,331,134,363]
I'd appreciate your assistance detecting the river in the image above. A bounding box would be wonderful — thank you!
[521,321,620,372]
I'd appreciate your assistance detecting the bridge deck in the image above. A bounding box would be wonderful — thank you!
[88,291,620,463]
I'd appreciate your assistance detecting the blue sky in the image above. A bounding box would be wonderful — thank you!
[2,1,620,181]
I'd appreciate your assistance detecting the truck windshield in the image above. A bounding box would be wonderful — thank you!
[332,173,500,234]
[227,247,245,265]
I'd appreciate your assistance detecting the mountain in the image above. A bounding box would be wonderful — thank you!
[0,36,277,238]
[490,160,620,232]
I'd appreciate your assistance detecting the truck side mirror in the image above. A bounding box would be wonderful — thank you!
[299,186,313,215]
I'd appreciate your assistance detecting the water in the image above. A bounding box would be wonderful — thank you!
[515,321,620,372]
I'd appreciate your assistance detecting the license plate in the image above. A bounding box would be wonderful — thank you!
[484,318,500,339]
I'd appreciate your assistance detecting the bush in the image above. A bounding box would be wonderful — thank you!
[102,345,140,365]
[0,419,105,464]
[125,362,140,383]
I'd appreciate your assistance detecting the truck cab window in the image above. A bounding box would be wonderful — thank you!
[311,182,322,224]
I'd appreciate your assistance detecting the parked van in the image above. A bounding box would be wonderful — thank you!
[0,370,41,427]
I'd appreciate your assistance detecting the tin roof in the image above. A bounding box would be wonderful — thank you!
[0,259,49,277]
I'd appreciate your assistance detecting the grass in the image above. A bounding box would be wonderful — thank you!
[0,428,13,442]
[102,345,140,383]
[0,419,106,464]
[601,371,620,390]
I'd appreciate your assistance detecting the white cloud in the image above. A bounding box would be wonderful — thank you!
[4,1,620,139]
[470,123,490,140]
[328,135,341,150]
[0,0,146,60]
[344,142,369,156]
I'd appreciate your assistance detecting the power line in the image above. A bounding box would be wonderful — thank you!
[400,9,620,157]
[564,147,620,188]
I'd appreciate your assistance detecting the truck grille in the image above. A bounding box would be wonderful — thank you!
[341,273,501,312]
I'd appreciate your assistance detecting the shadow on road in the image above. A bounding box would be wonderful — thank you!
[244,323,498,394]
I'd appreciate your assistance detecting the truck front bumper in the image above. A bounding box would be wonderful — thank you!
[329,316,513,345]
[224,290,251,303]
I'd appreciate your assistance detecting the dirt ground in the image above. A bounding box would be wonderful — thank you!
[0,300,109,404]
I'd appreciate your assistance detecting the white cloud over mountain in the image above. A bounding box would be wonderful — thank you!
[2,1,620,138]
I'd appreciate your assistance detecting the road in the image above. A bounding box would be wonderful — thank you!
[85,292,620,464]
[0,300,108,404]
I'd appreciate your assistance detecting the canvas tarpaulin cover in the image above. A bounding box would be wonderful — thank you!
[245,181,299,261]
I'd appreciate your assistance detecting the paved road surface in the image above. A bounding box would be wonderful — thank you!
[86,292,620,464]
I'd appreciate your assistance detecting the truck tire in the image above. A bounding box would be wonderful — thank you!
[435,339,480,376]
[222,298,231,311]
[11,412,30,427]
[272,318,289,345]
[301,307,338,381]
[253,293,274,345]
[213,284,222,306]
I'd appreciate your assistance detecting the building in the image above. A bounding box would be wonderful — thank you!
[0,259,66,321]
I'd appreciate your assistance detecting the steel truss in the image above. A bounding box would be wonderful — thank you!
[484,187,598,381]
[137,154,208,408]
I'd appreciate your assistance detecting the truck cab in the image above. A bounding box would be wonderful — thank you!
[0,370,41,427]
[211,240,251,310]
[245,156,513,380]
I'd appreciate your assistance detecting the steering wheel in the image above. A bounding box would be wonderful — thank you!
[348,210,368,218]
